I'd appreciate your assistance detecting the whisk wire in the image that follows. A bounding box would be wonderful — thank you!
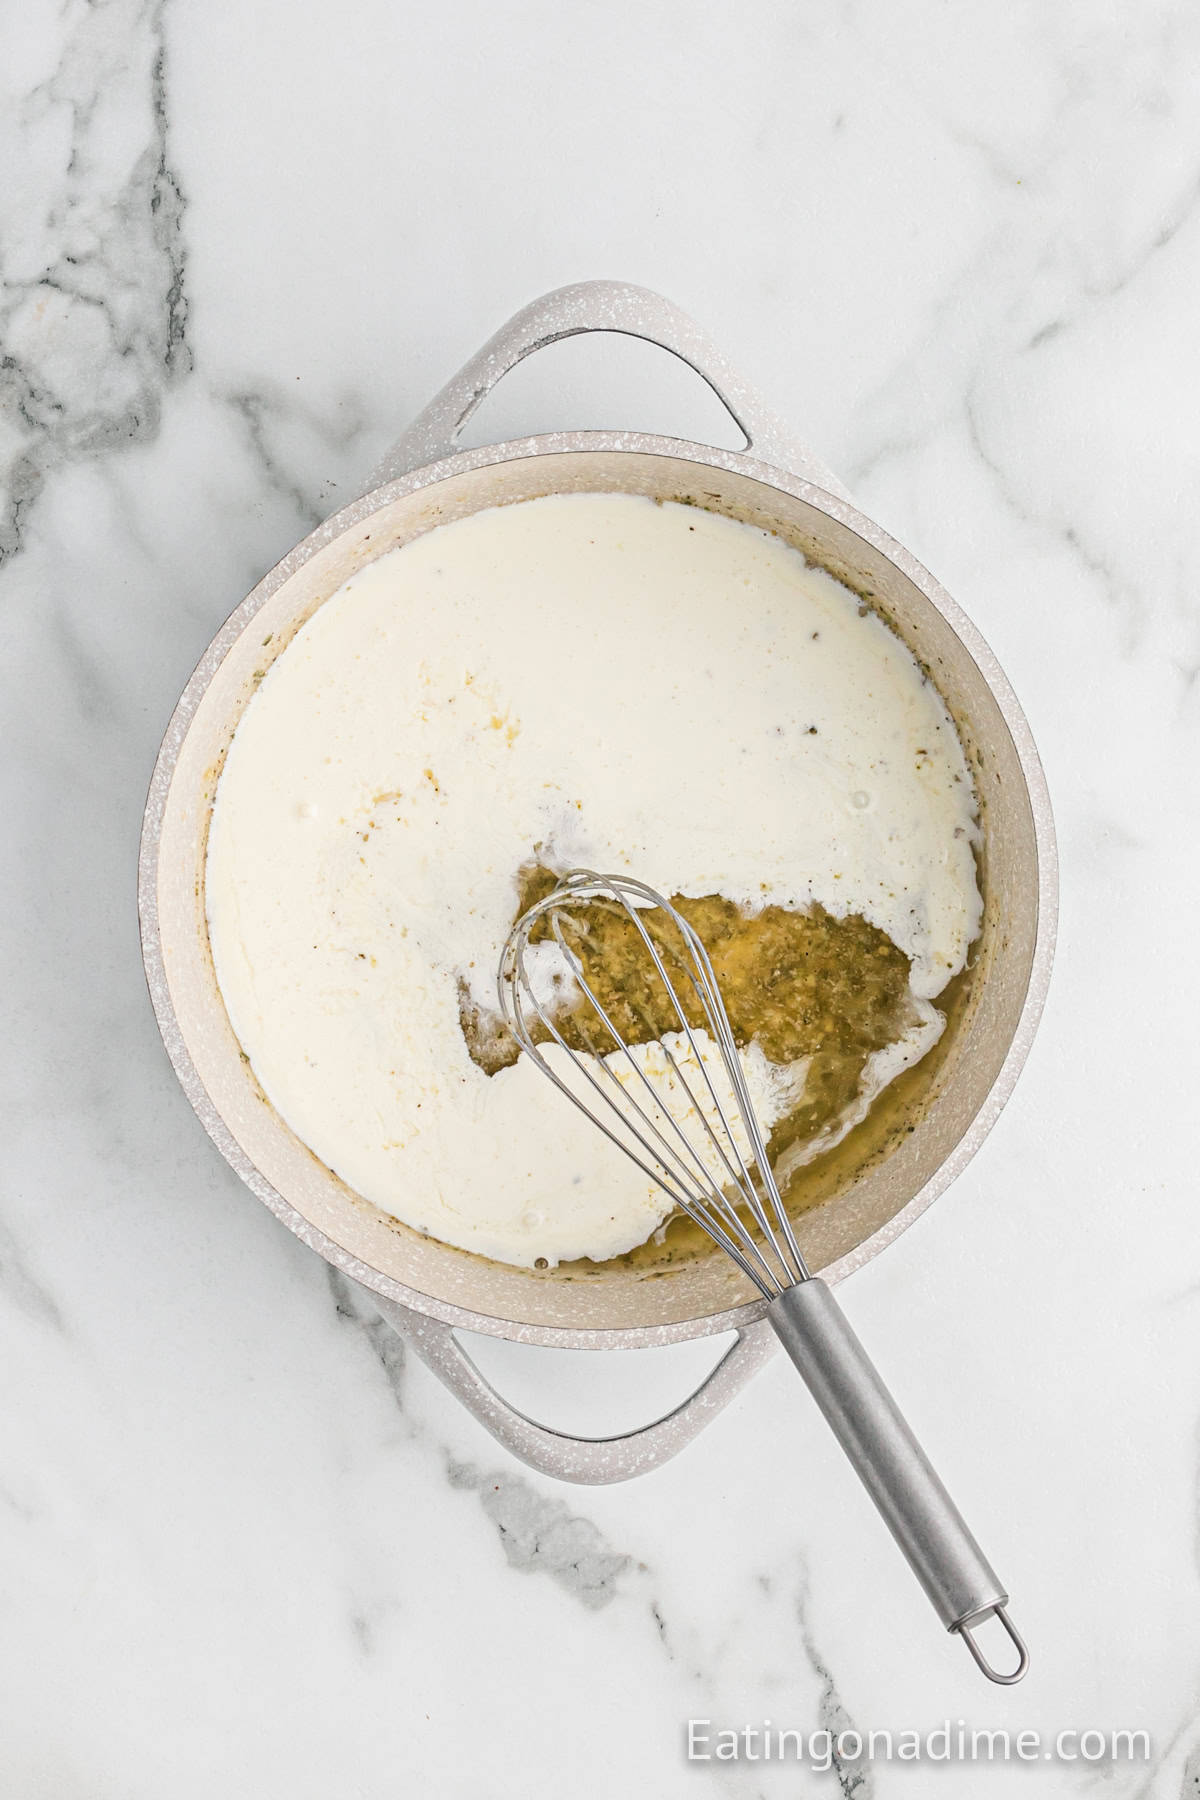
[648,898,809,1286]
[550,911,765,1238]
[540,922,740,1216]
[599,901,768,1207]
[498,869,811,1297]
[570,878,807,1290]
[506,924,781,1296]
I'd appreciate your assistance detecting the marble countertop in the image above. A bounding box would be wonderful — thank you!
[4,1,1199,1794]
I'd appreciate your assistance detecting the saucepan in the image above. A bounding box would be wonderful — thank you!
[138,281,1056,1483]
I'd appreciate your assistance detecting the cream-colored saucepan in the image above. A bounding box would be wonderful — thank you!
[139,281,1056,1484]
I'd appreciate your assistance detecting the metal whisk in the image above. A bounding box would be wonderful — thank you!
[498,869,1027,1685]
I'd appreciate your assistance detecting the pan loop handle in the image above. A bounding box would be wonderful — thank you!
[362,279,851,500]
[955,1605,1030,1686]
[369,1289,777,1485]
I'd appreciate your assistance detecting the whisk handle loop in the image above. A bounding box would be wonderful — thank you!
[769,1279,1026,1683]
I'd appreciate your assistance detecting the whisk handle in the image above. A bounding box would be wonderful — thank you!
[769,1279,1027,1684]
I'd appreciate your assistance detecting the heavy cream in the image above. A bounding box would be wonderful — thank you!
[206,494,981,1267]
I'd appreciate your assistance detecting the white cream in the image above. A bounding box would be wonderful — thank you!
[206,494,981,1267]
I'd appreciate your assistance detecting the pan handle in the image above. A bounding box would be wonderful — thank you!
[368,1290,777,1484]
[362,279,852,499]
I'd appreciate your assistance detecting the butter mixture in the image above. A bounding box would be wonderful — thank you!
[206,494,982,1267]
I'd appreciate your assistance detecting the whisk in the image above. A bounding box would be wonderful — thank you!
[498,869,1028,1685]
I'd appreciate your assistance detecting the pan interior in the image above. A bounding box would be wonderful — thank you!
[150,448,1041,1337]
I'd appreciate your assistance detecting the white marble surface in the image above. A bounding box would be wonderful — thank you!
[3,1,1199,1793]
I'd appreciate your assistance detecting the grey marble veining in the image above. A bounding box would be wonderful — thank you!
[448,1461,633,1610]
[0,0,188,563]
[3,0,1200,1794]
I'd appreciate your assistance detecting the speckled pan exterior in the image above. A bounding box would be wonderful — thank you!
[138,283,1057,1481]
